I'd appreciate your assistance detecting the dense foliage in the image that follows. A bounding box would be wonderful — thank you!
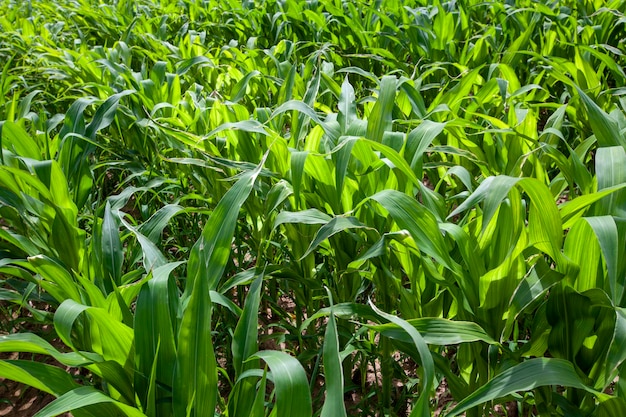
[1,0,626,416]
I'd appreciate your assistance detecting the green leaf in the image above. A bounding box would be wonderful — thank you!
[575,87,626,149]
[135,263,181,413]
[446,358,591,417]
[49,205,84,271]
[301,216,367,259]
[606,307,626,378]
[502,259,565,341]
[229,273,264,417]
[290,151,308,210]
[230,70,261,103]
[560,184,626,229]
[186,163,263,292]
[33,386,146,417]
[175,161,263,416]
[584,216,622,305]
[292,61,321,142]
[0,333,95,368]
[59,97,97,139]
[448,177,563,259]
[136,204,185,244]
[594,147,626,217]
[232,274,263,376]
[0,360,80,397]
[320,308,347,417]
[546,286,595,363]
[54,300,134,368]
[101,201,123,288]
[520,178,564,260]
[564,219,603,292]
[405,120,447,176]
[271,100,339,138]
[176,56,214,75]
[332,137,357,211]
[1,121,40,160]
[27,255,82,303]
[370,189,454,271]
[85,90,135,140]
[210,290,242,316]
[274,208,332,229]
[118,214,167,272]
[360,139,423,190]
[172,260,217,417]
[337,76,357,134]
[371,318,498,346]
[448,176,521,231]
[249,370,267,417]
[366,75,396,143]
[369,301,434,417]
[249,350,312,417]
[205,120,269,138]
[594,397,626,417]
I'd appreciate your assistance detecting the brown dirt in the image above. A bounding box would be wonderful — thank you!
[0,299,523,417]
[0,303,72,417]
[0,377,71,417]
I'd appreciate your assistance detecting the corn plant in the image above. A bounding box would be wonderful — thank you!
[1,0,626,416]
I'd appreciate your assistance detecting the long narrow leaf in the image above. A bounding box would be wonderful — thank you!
[446,358,592,417]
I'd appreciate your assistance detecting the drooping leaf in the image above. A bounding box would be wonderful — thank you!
[369,301,434,417]
[370,189,454,271]
[446,358,592,417]
[301,216,367,259]
[249,350,312,417]
[33,386,146,417]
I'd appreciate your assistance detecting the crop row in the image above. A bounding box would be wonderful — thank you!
[1,0,625,416]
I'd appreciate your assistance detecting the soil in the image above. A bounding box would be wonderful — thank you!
[0,304,72,417]
[0,299,519,417]
[0,376,69,417]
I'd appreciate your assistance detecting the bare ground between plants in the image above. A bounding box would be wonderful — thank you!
[0,303,71,417]
[0,299,517,417]
[0,376,71,417]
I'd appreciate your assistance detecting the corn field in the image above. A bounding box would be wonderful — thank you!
[1,0,626,416]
